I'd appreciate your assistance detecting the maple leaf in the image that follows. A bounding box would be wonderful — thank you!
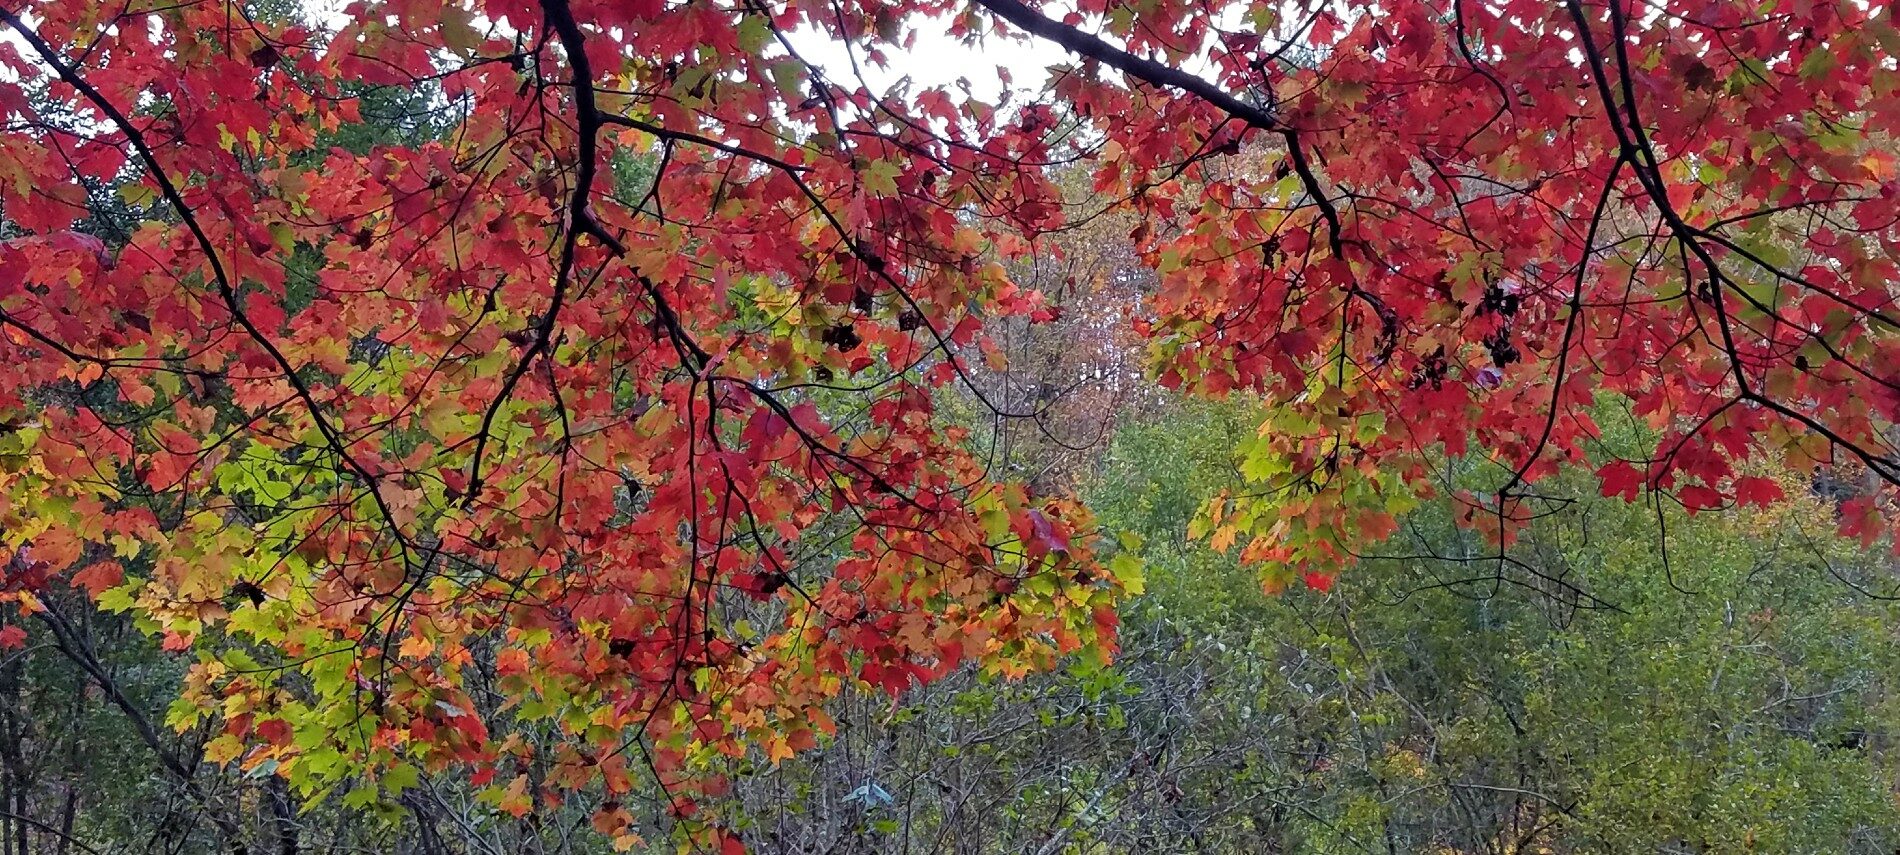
[70,561,124,597]
[1597,461,1645,502]
[1678,485,1725,514]
[1732,475,1786,509]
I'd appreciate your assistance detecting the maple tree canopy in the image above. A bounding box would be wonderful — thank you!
[1,0,1898,844]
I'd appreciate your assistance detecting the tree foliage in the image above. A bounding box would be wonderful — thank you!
[1,0,1898,847]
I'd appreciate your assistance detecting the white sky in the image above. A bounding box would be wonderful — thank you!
[782,19,1072,104]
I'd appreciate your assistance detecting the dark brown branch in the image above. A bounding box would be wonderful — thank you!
[463,0,609,501]
[971,0,1281,132]
[597,115,811,175]
[1499,155,1626,500]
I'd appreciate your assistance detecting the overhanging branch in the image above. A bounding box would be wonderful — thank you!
[970,0,1282,131]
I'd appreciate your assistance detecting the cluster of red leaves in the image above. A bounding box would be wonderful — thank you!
[1083,0,1900,574]
[0,0,1125,834]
